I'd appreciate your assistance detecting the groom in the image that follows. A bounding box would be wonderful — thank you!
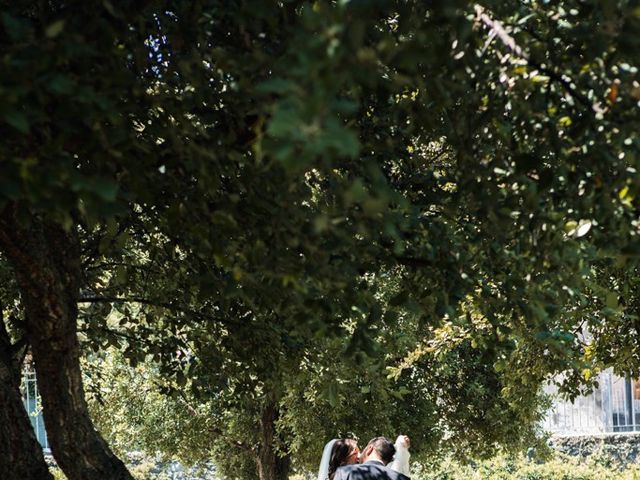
[333,437,410,480]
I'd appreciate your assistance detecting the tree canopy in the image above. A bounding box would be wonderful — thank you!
[1,1,640,479]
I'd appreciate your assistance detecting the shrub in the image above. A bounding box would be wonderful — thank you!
[49,468,67,480]
[411,454,640,480]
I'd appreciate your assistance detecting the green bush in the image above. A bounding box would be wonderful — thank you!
[49,468,67,480]
[412,454,640,480]
[127,460,171,480]
[50,460,171,480]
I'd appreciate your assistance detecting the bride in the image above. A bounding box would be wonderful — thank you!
[317,435,410,480]
[316,438,360,480]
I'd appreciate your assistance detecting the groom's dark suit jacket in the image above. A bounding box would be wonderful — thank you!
[333,460,410,480]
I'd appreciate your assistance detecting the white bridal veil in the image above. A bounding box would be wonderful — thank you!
[317,439,337,480]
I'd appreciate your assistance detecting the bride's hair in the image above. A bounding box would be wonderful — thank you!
[328,438,358,480]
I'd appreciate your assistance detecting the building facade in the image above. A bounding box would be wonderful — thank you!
[544,368,640,435]
[21,369,49,451]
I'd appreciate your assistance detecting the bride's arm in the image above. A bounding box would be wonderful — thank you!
[388,435,411,476]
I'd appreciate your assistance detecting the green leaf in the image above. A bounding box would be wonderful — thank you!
[605,291,618,309]
[327,382,338,407]
[48,75,74,95]
[256,78,297,94]
[558,116,572,127]
[1,13,33,41]
[45,20,65,38]
[92,178,119,202]
[267,107,299,138]
[619,185,634,206]
[3,112,30,134]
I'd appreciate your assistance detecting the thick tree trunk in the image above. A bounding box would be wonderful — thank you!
[256,401,291,480]
[0,318,53,480]
[0,209,134,480]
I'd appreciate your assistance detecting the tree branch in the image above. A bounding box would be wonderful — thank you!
[395,256,433,269]
[79,295,183,312]
[474,4,595,113]
[78,325,159,348]
[172,386,255,453]
[77,295,223,324]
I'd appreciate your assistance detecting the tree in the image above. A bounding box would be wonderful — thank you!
[0,1,181,477]
[2,1,640,479]
[0,258,52,480]
[83,274,547,480]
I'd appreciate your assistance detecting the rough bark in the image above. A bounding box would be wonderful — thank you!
[256,401,291,480]
[0,208,134,480]
[0,315,53,480]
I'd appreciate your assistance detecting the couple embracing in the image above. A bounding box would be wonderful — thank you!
[317,435,411,480]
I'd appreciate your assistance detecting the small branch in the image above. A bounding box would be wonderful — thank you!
[395,256,432,269]
[79,295,249,348]
[79,295,181,312]
[78,295,224,324]
[78,325,159,348]
[173,386,255,452]
[474,4,595,112]
[85,262,163,274]
[430,146,451,166]
[80,219,131,269]
[474,4,527,59]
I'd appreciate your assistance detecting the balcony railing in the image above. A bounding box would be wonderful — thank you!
[545,369,640,435]
[21,369,50,451]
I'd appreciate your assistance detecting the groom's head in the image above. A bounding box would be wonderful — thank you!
[360,437,395,465]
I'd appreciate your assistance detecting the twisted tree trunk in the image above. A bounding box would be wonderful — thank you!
[0,208,134,480]
[0,315,52,480]
[256,401,291,480]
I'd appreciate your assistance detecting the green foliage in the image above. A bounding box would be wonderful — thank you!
[84,352,211,465]
[51,458,175,480]
[85,291,548,475]
[413,454,640,480]
[49,468,67,480]
[127,461,171,480]
[4,0,640,477]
